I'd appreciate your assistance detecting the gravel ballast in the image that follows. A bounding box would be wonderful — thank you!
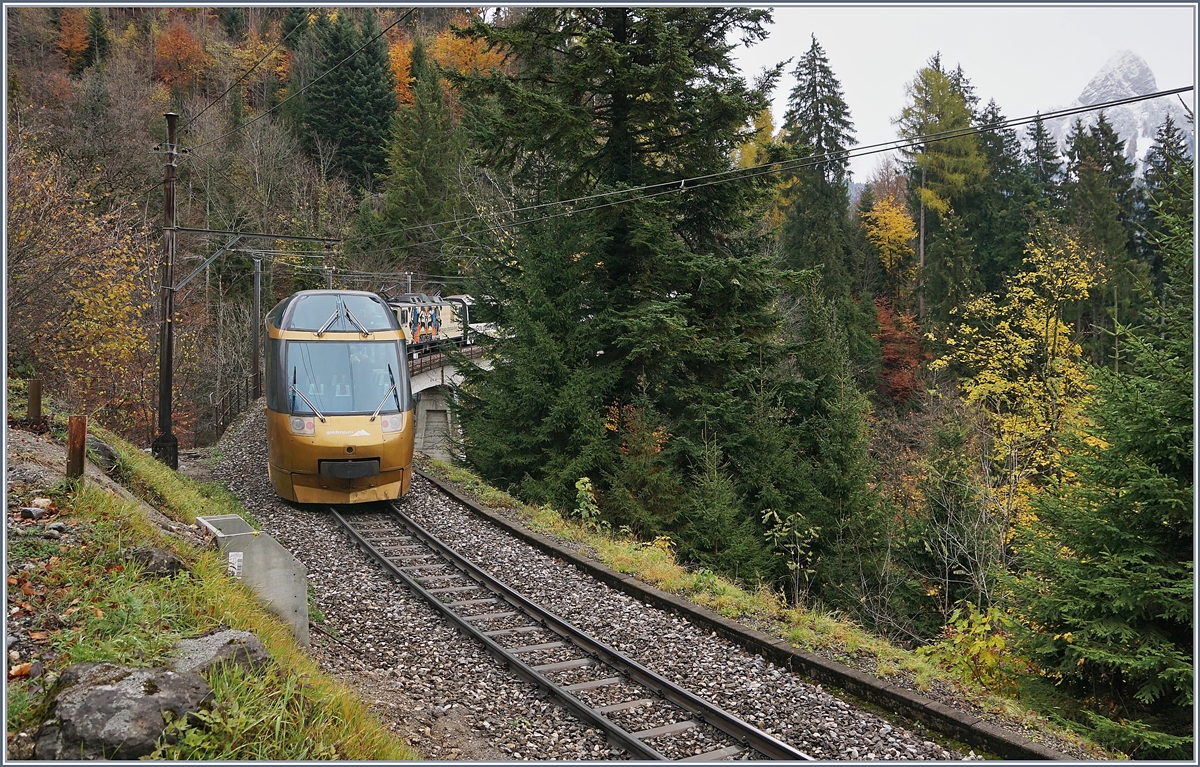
[212,406,972,760]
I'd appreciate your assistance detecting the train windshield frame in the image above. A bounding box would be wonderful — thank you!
[286,340,411,416]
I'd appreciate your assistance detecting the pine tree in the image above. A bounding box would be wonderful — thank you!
[1011,152,1193,760]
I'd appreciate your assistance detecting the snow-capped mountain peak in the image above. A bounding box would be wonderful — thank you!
[1078,50,1158,105]
[1040,50,1192,176]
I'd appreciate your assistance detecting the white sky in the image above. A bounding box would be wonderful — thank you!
[731,3,1198,181]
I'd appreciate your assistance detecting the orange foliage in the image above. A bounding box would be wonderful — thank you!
[429,15,506,75]
[874,297,924,405]
[388,37,414,105]
[56,8,88,73]
[154,18,212,93]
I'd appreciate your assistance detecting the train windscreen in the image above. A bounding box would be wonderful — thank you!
[288,294,395,332]
[287,340,410,415]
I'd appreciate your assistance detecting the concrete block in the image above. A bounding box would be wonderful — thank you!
[197,515,309,646]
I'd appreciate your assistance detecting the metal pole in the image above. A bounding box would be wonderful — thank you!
[152,112,179,469]
[253,258,262,400]
[326,267,333,289]
[406,271,412,293]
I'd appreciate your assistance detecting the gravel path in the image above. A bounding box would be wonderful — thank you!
[212,407,966,760]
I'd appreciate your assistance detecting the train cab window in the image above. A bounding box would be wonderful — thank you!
[341,295,394,330]
[287,294,341,331]
[286,294,397,332]
[286,340,412,416]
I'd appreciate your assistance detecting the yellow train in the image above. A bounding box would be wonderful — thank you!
[264,290,414,504]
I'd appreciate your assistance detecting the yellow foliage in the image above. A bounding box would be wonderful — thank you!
[933,221,1098,533]
[861,193,917,285]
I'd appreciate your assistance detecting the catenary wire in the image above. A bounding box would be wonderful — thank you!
[179,12,313,135]
[341,84,1194,253]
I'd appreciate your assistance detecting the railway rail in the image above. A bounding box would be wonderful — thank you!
[331,502,811,761]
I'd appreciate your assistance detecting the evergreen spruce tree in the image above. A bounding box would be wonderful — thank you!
[777,35,878,384]
[1024,115,1064,212]
[964,99,1032,292]
[779,34,856,298]
[1011,152,1193,760]
[376,35,464,273]
[1139,115,1190,287]
[453,7,783,515]
[80,8,111,72]
[303,10,396,189]
[1064,113,1146,366]
[678,436,772,581]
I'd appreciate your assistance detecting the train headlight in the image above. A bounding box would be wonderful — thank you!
[380,414,404,433]
[289,416,315,435]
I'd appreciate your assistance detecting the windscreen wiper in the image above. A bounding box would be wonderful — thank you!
[370,364,403,422]
[315,306,340,337]
[290,383,327,422]
[344,305,371,336]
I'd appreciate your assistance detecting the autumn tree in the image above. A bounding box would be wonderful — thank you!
[154,16,212,100]
[894,54,986,317]
[1011,152,1193,760]
[7,137,156,440]
[934,218,1098,539]
[55,8,90,74]
[860,193,916,299]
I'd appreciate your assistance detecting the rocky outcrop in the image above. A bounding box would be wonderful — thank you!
[21,630,271,760]
[32,663,212,760]
[172,629,271,676]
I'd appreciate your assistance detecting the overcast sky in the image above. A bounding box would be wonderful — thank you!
[730,4,1197,181]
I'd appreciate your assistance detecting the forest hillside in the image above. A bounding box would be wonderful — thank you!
[5,8,1193,758]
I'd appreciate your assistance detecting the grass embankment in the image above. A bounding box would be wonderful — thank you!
[419,456,1112,759]
[5,402,418,759]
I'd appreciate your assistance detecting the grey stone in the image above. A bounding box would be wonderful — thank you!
[33,662,212,760]
[85,436,120,473]
[18,507,44,520]
[173,629,271,676]
[122,546,186,578]
[46,522,67,533]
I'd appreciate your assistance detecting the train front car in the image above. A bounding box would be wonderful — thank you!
[264,290,415,504]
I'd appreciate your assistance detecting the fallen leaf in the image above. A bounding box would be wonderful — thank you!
[92,607,104,618]
[20,582,41,596]
[28,631,49,642]
[6,576,17,586]
[8,662,32,679]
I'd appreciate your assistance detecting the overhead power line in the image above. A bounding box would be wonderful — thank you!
[343,84,1194,254]
[169,85,1192,256]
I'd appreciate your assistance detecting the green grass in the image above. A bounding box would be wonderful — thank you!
[5,393,419,760]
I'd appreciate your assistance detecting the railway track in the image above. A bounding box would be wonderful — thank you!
[331,502,811,761]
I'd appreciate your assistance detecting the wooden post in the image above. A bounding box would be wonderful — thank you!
[28,379,42,423]
[66,415,86,479]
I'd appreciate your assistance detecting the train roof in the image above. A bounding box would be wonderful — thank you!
[267,290,400,333]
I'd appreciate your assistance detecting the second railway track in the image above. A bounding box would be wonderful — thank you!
[332,502,810,761]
